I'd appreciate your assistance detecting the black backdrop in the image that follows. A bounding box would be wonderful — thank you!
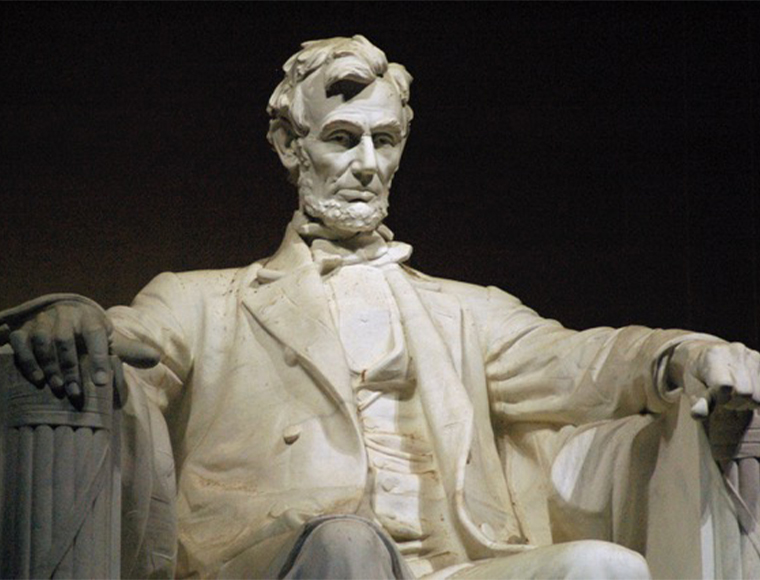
[2,2,759,349]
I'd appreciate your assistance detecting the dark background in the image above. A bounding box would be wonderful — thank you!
[2,3,759,348]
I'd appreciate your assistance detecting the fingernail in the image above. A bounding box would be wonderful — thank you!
[66,381,82,399]
[690,398,709,419]
[50,376,64,389]
[93,369,109,385]
[32,370,45,383]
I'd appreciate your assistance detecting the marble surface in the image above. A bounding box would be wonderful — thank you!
[2,35,760,579]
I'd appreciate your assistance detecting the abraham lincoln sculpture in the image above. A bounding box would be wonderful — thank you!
[2,35,760,579]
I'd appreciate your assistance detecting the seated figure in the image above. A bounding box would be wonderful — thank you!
[2,35,760,579]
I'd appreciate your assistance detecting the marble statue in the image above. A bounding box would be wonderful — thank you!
[2,35,760,579]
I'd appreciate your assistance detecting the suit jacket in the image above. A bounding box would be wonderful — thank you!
[109,222,704,578]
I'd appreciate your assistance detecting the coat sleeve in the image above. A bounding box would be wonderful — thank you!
[477,285,722,425]
[106,272,201,577]
[107,271,197,411]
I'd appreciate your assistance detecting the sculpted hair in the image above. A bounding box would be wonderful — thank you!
[267,35,414,146]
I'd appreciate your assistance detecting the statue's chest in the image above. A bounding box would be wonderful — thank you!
[325,264,398,372]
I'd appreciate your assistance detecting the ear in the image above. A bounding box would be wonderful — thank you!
[269,118,302,173]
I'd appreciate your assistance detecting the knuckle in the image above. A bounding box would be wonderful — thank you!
[734,382,752,396]
[59,357,79,371]
[705,344,724,357]
[41,361,60,375]
[54,336,74,352]
[9,329,27,344]
[31,330,51,348]
[81,319,106,334]
[90,354,109,366]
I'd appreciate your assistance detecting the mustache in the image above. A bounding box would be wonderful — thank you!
[329,175,382,196]
[336,189,377,202]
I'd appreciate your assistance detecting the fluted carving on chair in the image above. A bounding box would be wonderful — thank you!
[1,354,121,579]
[708,408,760,534]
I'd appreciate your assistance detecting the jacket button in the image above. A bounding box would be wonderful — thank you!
[283,425,301,445]
[381,476,399,492]
[283,347,298,367]
[268,502,285,518]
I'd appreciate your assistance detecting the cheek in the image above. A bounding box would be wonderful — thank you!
[378,152,402,182]
[311,153,352,181]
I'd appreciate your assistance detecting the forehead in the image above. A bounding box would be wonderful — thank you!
[299,67,404,131]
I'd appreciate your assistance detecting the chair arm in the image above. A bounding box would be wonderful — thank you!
[709,408,760,524]
[0,350,121,579]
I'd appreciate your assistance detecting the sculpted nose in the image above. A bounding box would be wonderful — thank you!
[351,136,378,187]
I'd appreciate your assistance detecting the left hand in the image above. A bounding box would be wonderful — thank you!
[666,340,760,418]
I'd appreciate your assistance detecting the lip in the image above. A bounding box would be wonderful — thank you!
[336,189,376,202]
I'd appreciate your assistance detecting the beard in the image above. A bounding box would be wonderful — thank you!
[298,171,389,235]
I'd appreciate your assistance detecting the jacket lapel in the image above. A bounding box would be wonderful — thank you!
[387,266,525,551]
[241,225,353,411]
[383,265,473,486]
[418,288,464,378]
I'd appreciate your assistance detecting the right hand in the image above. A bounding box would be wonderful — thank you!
[0,299,160,404]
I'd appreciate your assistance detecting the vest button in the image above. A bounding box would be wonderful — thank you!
[268,502,285,518]
[283,425,301,444]
[381,476,399,492]
[283,346,298,367]
[362,417,378,430]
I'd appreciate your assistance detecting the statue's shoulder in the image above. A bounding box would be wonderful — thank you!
[400,266,523,308]
[142,261,266,298]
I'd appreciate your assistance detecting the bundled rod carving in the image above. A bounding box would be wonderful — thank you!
[1,354,121,579]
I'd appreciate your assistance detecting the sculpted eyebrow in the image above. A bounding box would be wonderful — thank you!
[319,119,403,139]
[371,120,403,136]
[319,120,362,138]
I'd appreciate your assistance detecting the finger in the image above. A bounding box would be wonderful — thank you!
[720,345,760,410]
[690,397,710,420]
[110,333,161,368]
[0,323,11,346]
[110,356,128,408]
[724,368,756,411]
[81,310,111,387]
[31,312,64,393]
[54,313,82,402]
[691,383,733,419]
[699,348,737,392]
[9,329,46,387]
[750,350,760,405]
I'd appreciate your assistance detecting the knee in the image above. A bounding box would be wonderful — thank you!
[560,541,651,580]
[305,518,390,562]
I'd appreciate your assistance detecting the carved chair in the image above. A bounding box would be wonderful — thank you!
[0,352,122,579]
[2,348,760,579]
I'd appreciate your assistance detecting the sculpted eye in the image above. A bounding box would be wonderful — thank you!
[372,133,396,148]
[327,130,357,148]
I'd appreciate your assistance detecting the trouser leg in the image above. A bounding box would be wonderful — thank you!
[277,515,414,579]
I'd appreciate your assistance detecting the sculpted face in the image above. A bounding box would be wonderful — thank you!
[295,71,407,235]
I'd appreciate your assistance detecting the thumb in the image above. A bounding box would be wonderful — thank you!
[109,333,161,368]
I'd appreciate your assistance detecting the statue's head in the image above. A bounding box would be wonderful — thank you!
[267,35,413,236]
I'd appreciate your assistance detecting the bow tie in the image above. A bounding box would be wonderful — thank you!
[294,212,413,275]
